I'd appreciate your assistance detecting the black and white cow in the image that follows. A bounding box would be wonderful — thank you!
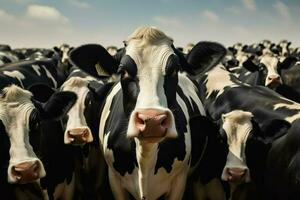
[0,58,77,198]
[58,66,114,199]
[0,58,66,89]
[197,64,300,199]
[53,44,74,71]
[238,53,296,89]
[72,26,226,200]
[0,84,76,185]
[0,50,21,66]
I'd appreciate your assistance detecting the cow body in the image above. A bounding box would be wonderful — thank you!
[197,64,300,199]
[0,57,76,199]
[59,66,112,200]
[71,27,228,200]
[0,58,66,89]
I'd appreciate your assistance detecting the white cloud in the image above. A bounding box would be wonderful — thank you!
[202,10,220,23]
[0,9,17,22]
[273,1,291,22]
[226,6,241,15]
[69,0,91,9]
[242,0,256,11]
[26,4,69,23]
[153,16,183,28]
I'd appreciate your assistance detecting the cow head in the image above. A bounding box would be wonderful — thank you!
[243,54,296,89]
[53,43,74,70]
[120,27,181,143]
[220,110,253,184]
[0,84,76,184]
[60,76,108,146]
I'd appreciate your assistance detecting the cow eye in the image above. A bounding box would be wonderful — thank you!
[166,55,180,76]
[118,68,131,79]
[29,110,40,131]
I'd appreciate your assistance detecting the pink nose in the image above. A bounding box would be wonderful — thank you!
[11,161,40,183]
[267,75,280,82]
[67,128,91,145]
[135,109,170,139]
[225,168,247,183]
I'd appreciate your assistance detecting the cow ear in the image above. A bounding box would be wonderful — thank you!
[39,91,77,121]
[228,47,237,55]
[53,46,60,53]
[279,56,297,70]
[171,44,195,75]
[242,45,248,52]
[189,115,219,166]
[113,48,126,64]
[190,115,219,138]
[88,81,114,100]
[186,41,227,75]
[260,119,291,143]
[28,83,56,103]
[242,58,259,72]
[69,44,119,79]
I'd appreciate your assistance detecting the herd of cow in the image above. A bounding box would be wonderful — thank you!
[1,26,300,200]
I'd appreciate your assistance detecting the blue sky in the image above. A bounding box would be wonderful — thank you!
[0,0,300,48]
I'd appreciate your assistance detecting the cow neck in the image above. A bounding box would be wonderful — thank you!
[135,138,158,200]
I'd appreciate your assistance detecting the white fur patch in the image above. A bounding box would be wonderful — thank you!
[3,70,25,88]
[205,65,240,99]
[32,64,41,76]
[273,102,300,123]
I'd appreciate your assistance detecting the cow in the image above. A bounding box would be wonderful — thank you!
[0,58,67,89]
[72,26,227,200]
[276,40,292,57]
[0,50,21,65]
[53,43,74,72]
[0,84,76,197]
[0,58,77,199]
[59,66,114,200]
[197,64,300,199]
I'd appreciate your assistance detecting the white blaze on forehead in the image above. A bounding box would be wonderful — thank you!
[0,85,46,182]
[222,110,253,160]
[221,110,253,182]
[205,65,240,99]
[260,54,281,85]
[61,77,96,144]
[127,43,173,109]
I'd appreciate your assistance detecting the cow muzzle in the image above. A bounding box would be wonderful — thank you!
[222,167,249,183]
[266,75,282,89]
[10,161,42,184]
[65,127,93,145]
[134,109,171,142]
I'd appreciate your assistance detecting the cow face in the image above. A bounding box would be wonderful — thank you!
[61,77,98,145]
[243,54,296,89]
[0,85,76,184]
[119,27,179,143]
[220,110,253,184]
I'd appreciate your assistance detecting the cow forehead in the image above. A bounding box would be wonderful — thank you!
[222,110,253,123]
[0,85,33,104]
[126,42,174,75]
[260,55,278,69]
